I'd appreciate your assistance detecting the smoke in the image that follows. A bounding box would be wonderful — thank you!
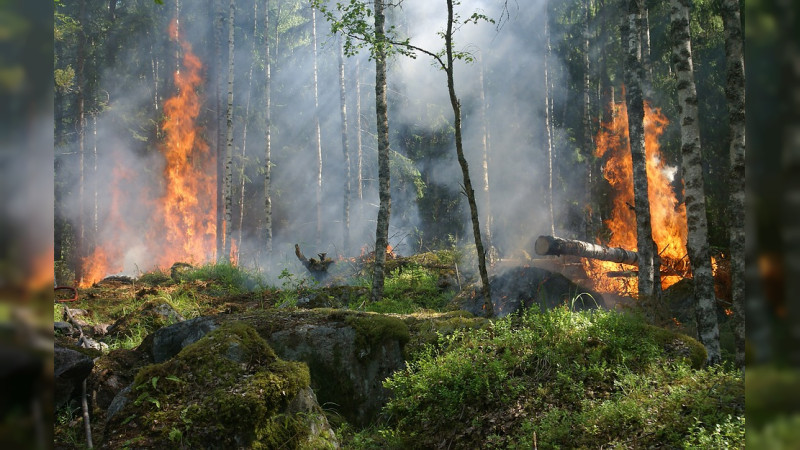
[55,0,585,284]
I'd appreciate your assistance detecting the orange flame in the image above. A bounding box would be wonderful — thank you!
[79,19,215,286]
[585,91,688,295]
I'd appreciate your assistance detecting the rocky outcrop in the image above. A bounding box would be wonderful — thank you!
[102,322,337,449]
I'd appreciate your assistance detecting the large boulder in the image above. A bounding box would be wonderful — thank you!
[54,345,95,407]
[88,347,153,413]
[452,266,607,317]
[150,316,218,363]
[102,322,337,449]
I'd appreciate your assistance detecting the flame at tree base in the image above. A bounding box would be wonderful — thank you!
[584,91,689,297]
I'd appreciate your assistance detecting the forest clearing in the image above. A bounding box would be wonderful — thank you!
[50,0,756,447]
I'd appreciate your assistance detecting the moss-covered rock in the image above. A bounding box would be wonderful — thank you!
[105,300,184,341]
[101,322,336,449]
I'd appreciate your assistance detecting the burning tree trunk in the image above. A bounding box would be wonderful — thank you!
[582,0,595,239]
[670,0,721,364]
[76,0,87,283]
[535,235,639,265]
[721,0,745,368]
[623,0,657,306]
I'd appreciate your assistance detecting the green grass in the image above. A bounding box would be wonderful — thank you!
[180,262,265,294]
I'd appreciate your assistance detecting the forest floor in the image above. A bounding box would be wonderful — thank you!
[53,251,748,449]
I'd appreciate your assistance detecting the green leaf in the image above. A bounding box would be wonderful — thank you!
[151,376,159,390]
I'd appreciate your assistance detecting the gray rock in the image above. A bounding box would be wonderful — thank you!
[151,316,218,363]
[268,320,406,427]
[54,321,75,335]
[54,346,94,407]
[106,384,131,422]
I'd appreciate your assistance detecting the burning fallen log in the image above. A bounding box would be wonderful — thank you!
[535,235,639,266]
[295,244,334,274]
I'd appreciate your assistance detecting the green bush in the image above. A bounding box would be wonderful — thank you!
[380,308,744,449]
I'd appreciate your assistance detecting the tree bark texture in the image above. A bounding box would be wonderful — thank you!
[445,0,493,317]
[720,0,745,368]
[478,53,495,263]
[214,0,225,261]
[670,0,721,364]
[238,0,259,264]
[544,2,555,237]
[339,39,352,253]
[312,6,323,246]
[356,58,364,218]
[582,0,595,240]
[223,0,235,262]
[535,235,639,265]
[624,0,657,307]
[371,0,391,303]
[264,0,273,258]
[76,0,86,283]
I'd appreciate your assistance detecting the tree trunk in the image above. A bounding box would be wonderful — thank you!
[478,53,495,263]
[237,0,259,264]
[76,0,86,283]
[640,4,653,96]
[582,0,595,240]
[445,0,492,317]
[356,58,364,219]
[264,0,273,259]
[371,0,391,303]
[670,0,721,364]
[544,2,555,237]
[623,0,657,309]
[214,0,225,261]
[535,235,639,265]
[223,0,235,262]
[312,4,323,246]
[721,0,745,369]
[338,38,352,253]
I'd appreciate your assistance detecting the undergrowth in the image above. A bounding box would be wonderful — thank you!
[350,307,745,449]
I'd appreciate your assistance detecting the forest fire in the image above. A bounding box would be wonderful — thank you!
[78,20,215,287]
[584,94,689,295]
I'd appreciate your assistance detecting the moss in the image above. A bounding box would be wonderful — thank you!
[402,311,488,358]
[649,325,708,369]
[105,322,318,449]
[344,313,410,355]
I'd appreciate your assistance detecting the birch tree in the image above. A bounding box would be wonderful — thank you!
[720,0,745,369]
[623,0,657,307]
[312,4,323,246]
[338,38,352,253]
[670,0,721,364]
[264,0,274,260]
[223,0,235,262]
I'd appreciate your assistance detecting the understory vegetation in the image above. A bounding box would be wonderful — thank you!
[55,258,744,449]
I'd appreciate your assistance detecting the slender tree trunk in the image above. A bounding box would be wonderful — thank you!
[356,58,364,220]
[92,115,98,239]
[721,0,746,369]
[582,0,595,240]
[371,0,391,303]
[237,0,259,264]
[445,0,493,317]
[312,4,323,246]
[264,0,273,259]
[624,0,657,309]
[640,4,653,96]
[148,30,160,137]
[338,39,352,253]
[544,2,555,237]
[670,0,721,364]
[223,0,235,262]
[214,0,225,261]
[478,53,495,263]
[76,0,86,283]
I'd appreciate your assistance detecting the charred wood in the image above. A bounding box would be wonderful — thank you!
[295,244,334,273]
